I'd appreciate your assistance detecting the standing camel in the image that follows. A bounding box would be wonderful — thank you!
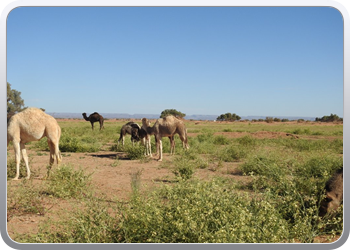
[142,116,189,161]
[7,107,62,180]
[117,121,142,148]
[82,112,104,130]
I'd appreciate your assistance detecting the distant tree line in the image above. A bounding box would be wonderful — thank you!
[315,114,342,122]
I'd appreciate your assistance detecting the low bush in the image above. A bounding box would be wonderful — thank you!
[44,164,93,198]
[118,179,290,243]
[218,145,248,162]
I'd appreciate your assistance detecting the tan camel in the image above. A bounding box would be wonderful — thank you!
[142,116,189,161]
[7,107,62,180]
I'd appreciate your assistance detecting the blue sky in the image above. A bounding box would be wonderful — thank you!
[7,7,343,118]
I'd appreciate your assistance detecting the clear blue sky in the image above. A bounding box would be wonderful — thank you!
[7,7,343,118]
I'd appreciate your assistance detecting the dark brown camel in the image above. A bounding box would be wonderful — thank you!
[82,112,104,130]
[319,167,343,217]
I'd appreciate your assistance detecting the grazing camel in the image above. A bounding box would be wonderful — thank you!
[131,126,176,157]
[142,116,189,161]
[117,121,142,148]
[131,126,152,156]
[7,107,62,180]
[319,167,343,217]
[82,112,104,130]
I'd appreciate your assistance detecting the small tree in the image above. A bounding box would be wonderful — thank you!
[160,109,186,119]
[315,114,342,122]
[7,82,25,114]
[216,113,241,122]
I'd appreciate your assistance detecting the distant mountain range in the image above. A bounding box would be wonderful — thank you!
[47,112,316,121]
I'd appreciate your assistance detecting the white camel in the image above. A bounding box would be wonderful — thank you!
[139,119,153,156]
[7,107,62,180]
[141,116,189,161]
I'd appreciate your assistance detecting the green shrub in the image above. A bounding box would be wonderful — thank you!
[236,135,258,147]
[294,156,343,178]
[218,145,248,162]
[172,154,195,181]
[118,179,290,243]
[124,145,145,160]
[44,164,93,198]
[213,135,230,145]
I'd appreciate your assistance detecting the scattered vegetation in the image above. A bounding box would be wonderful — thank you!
[7,119,343,243]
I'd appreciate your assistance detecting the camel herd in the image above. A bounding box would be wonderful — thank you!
[7,108,189,178]
[6,108,342,217]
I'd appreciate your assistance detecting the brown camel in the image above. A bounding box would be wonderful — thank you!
[7,107,62,180]
[142,116,189,161]
[82,112,104,130]
[319,167,343,217]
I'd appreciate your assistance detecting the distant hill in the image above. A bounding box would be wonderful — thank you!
[47,112,316,121]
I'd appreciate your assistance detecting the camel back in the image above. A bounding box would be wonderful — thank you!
[7,107,61,143]
[156,115,186,137]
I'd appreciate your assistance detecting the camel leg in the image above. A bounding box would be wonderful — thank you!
[148,137,152,157]
[170,136,175,155]
[179,134,189,150]
[13,142,21,180]
[157,138,163,162]
[142,138,147,156]
[91,121,94,130]
[48,140,55,165]
[48,139,62,165]
[20,143,30,179]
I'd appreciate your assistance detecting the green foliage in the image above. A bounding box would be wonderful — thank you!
[172,154,195,181]
[216,112,241,121]
[218,145,248,162]
[34,132,102,153]
[213,135,230,145]
[7,82,26,114]
[118,179,290,243]
[124,145,145,160]
[315,114,342,122]
[160,109,186,118]
[44,164,93,198]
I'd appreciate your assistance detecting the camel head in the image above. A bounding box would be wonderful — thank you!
[82,113,89,121]
[131,127,141,141]
[141,118,151,127]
